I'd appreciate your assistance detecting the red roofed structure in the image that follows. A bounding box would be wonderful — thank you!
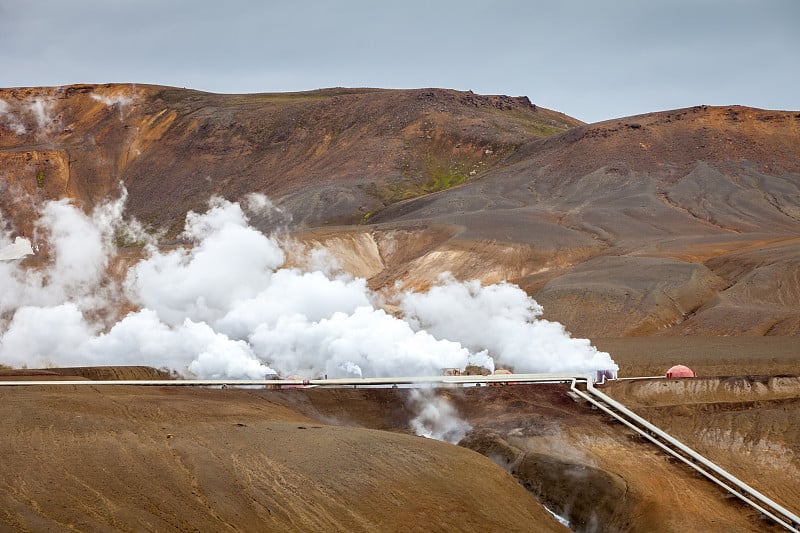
[666,365,695,378]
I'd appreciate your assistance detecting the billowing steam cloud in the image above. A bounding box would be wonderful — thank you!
[402,279,615,375]
[0,192,618,380]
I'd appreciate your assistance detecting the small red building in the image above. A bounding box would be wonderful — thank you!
[665,365,695,378]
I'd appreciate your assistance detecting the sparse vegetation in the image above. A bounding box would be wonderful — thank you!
[366,150,489,206]
[36,171,45,188]
[365,162,474,206]
[522,122,567,137]
[424,166,469,194]
[112,227,149,248]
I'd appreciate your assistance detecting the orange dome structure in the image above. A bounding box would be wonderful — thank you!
[665,365,695,378]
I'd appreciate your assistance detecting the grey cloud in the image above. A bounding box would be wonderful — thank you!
[1,0,797,122]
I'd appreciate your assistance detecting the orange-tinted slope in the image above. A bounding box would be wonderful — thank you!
[0,385,566,532]
[0,84,580,236]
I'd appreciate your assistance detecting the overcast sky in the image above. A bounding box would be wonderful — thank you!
[1,0,797,123]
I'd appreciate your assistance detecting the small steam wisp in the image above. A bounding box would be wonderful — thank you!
[0,98,28,134]
[408,388,471,444]
[91,93,134,107]
[0,192,618,384]
[26,98,55,129]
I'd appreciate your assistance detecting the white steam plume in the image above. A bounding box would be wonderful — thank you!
[1,197,121,318]
[25,98,55,129]
[91,93,134,107]
[408,389,471,444]
[0,192,617,380]
[401,277,617,375]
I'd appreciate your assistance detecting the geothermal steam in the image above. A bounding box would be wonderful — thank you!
[408,389,472,444]
[0,194,618,380]
[0,98,28,135]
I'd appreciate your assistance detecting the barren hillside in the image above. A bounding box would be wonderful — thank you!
[0,84,578,235]
[348,106,800,336]
[3,359,797,532]
[1,84,798,337]
[2,85,800,531]
[0,383,567,532]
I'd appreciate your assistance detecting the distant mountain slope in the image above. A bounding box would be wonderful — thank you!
[0,84,580,235]
[364,106,800,336]
[374,105,800,236]
[1,85,798,337]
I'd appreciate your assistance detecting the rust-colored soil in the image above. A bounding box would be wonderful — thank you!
[0,84,578,235]
[604,375,800,525]
[2,336,798,532]
[1,84,799,530]
[0,385,564,532]
[282,380,794,532]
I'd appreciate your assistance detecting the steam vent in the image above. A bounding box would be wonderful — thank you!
[665,365,696,378]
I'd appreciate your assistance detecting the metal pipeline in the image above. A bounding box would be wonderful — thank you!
[570,376,800,533]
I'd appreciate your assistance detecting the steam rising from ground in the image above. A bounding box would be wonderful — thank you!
[0,96,58,135]
[26,98,55,129]
[0,193,618,382]
[408,389,471,444]
[91,93,134,107]
[0,98,28,134]
[402,278,615,375]
[0,89,134,137]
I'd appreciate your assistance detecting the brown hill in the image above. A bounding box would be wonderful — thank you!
[1,85,798,337]
[358,105,800,336]
[0,83,579,236]
[3,86,799,532]
[0,384,567,532]
[3,361,798,532]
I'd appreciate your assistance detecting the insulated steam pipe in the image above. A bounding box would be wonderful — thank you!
[570,377,800,533]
